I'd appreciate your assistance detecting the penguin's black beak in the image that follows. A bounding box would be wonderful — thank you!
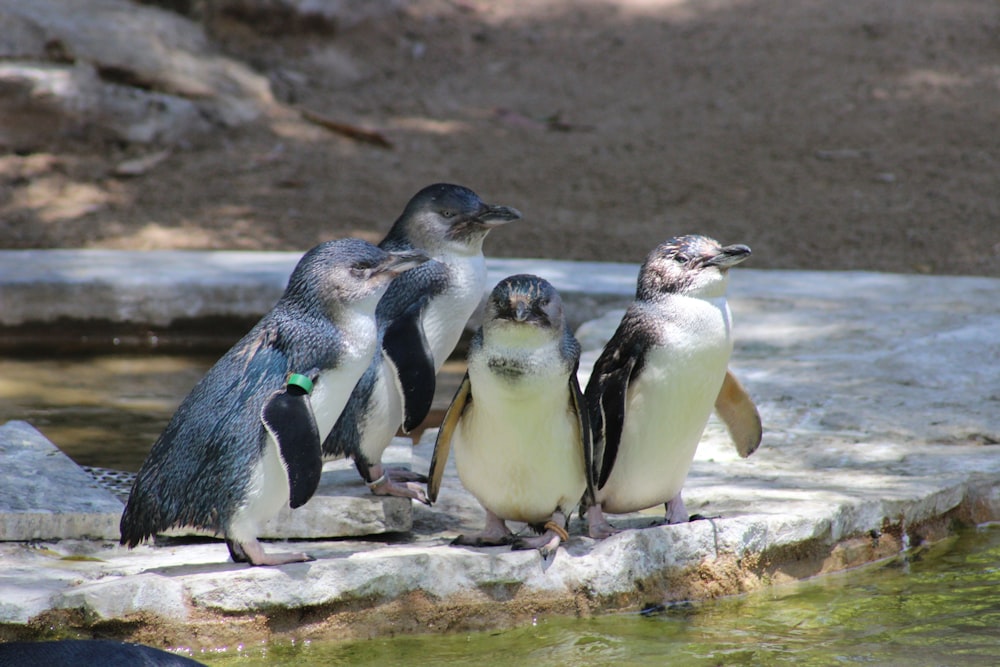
[513,299,530,322]
[476,204,522,227]
[704,244,751,269]
[379,250,430,276]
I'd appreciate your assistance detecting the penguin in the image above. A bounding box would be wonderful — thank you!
[428,275,592,557]
[0,639,205,666]
[120,239,428,566]
[583,234,761,539]
[324,184,521,503]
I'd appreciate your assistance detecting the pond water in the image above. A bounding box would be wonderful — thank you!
[198,524,1000,667]
[0,353,463,471]
[0,353,215,471]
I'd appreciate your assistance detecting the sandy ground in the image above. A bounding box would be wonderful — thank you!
[1,0,998,276]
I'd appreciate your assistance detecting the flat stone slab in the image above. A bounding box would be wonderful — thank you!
[0,250,296,328]
[0,250,636,334]
[162,445,413,540]
[1,256,999,647]
[0,421,123,541]
[0,423,412,542]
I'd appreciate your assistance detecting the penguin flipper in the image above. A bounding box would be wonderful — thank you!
[427,372,472,504]
[569,367,596,500]
[714,369,762,458]
[261,381,323,509]
[383,301,436,433]
[587,347,640,490]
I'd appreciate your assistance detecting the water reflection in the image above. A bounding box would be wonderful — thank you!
[0,354,214,471]
[0,354,465,471]
[200,525,1000,666]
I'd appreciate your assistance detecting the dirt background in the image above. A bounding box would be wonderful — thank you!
[3,0,999,276]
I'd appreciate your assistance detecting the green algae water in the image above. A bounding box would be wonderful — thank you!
[199,524,1000,666]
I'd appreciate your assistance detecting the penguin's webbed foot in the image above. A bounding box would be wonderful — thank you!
[385,467,428,484]
[511,531,562,558]
[586,504,620,539]
[366,464,431,504]
[664,493,690,525]
[511,534,561,558]
[512,514,569,558]
[451,510,513,547]
[369,475,431,505]
[227,538,314,567]
[451,533,514,547]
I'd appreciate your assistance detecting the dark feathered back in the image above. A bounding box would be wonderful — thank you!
[119,241,386,545]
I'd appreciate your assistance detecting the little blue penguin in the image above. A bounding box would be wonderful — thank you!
[428,275,592,557]
[583,234,761,538]
[324,184,521,502]
[0,639,205,666]
[120,239,428,565]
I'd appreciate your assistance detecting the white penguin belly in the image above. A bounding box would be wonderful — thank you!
[310,310,380,441]
[310,355,374,442]
[598,298,733,514]
[421,255,487,369]
[454,362,586,524]
[355,358,405,463]
[227,431,290,543]
[230,310,377,536]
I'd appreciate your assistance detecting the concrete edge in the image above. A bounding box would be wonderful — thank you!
[9,249,994,332]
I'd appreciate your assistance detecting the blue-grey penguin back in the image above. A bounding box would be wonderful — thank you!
[119,327,289,544]
[119,239,406,547]
[0,639,206,666]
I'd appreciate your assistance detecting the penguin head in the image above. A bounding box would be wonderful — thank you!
[637,235,751,301]
[389,183,522,255]
[484,274,566,339]
[284,239,429,318]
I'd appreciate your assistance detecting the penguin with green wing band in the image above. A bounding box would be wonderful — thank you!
[120,239,427,565]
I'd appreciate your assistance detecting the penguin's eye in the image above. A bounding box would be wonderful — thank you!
[441,210,455,219]
[674,254,689,264]
[350,261,377,278]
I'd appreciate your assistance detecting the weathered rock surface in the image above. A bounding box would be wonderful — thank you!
[0,421,122,541]
[0,250,636,334]
[0,419,412,543]
[0,0,275,149]
[1,254,999,647]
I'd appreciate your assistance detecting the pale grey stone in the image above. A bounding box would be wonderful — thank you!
[164,443,414,539]
[0,249,293,327]
[0,0,274,148]
[56,573,189,621]
[0,421,123,541]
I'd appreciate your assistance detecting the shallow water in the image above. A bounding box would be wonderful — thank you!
[198,524,1000,666]
[0,353,214,471]
[0,353,463,471]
